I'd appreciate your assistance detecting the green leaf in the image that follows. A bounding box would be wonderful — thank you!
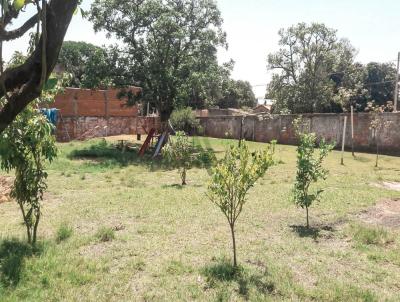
[12,0,25,11]
[44,78,58,91]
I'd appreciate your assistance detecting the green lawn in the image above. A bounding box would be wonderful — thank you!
[0,136,399,301]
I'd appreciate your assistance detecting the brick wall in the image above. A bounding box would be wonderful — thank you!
[52,88,161,141]
[198,113,400,155]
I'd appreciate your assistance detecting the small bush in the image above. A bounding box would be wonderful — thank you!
[56,223,73,243]
[96,227,115,242]
[170,107,200,134]
[350,224,393,246]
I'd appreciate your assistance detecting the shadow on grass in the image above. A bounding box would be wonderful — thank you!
[353,156,372,163]
[161,184,184,190]
[0,238,42,287]
[202,257,276,299]
[68,139,216,172]
[289,225,335,240]
[68,139,162,170]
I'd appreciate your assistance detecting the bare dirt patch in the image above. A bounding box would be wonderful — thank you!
[0,176,13,203]
[372,182,400,191]
[358,198,400,228]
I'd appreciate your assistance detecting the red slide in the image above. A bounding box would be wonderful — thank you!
[138,128,156,157]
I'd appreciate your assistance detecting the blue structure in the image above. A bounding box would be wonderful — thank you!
[40,108,59,126]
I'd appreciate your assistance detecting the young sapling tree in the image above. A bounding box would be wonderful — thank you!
[0,107,57,246]
[292,122,333,228]
[163,131,196,185]
[207,142,275,267]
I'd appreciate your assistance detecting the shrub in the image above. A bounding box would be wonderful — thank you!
[56,223,73,243]
[208,142,275,267]
[96,227,115,242]
[170,107,200,134]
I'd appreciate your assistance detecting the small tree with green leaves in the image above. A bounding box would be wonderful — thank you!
[207,142,275,267]
[163,131,196,185]
[292,121,333,228]
[0,107,57,246]
[170,107,200,134]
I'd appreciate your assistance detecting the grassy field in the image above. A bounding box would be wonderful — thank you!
[0,135,399,301]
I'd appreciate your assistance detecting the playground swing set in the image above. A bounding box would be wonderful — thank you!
[138,120,175,158]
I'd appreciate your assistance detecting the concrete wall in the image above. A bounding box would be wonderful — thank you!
[56,116,161,142]
[198,113,400,155]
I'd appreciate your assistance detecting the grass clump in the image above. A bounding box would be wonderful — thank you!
[56,223,73,243]
[349,224,393,246]
[96,227,115,242]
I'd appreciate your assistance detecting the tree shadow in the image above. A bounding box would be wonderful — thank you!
[0,238,41,287]
[202,258,276,299]
[353,156,372,163]
[161,184,184,190]
[289,225,335,240]
[68,139,216,172]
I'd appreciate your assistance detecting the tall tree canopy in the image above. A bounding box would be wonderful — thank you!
[58,41,131,89]
[333,62,397,112]
[0,0,79,133]
[217,79,256,109]
[266,23,357,114]
[89,0,227,121]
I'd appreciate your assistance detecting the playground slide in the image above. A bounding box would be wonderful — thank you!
[138,128,156,157]
[153,132,167,158]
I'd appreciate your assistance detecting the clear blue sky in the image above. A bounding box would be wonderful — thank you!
[4,0,400,98]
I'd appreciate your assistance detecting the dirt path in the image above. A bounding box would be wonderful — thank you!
[0,176,13,203]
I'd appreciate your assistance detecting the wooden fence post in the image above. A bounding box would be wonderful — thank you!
[341,116,347,165]
[351,106,355,156]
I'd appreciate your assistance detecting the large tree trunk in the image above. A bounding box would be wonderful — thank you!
[0,0,79,133]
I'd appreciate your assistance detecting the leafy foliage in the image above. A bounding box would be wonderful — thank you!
[58,41,130,89]
[292,119,333,228]
[267,23,356,113]
[89,0,228,120]
[0,107,57,245]
[267,23,398,114]
[208,142,275,266]
[163,131,197,185]
[170,107,200,134]
[0,0,79,133]
[217,79,257,109]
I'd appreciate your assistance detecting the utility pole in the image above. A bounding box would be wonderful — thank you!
[394,52,400,112]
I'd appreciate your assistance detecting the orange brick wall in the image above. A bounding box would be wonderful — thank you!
[53,87,140,118]
[51,88,162,142]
